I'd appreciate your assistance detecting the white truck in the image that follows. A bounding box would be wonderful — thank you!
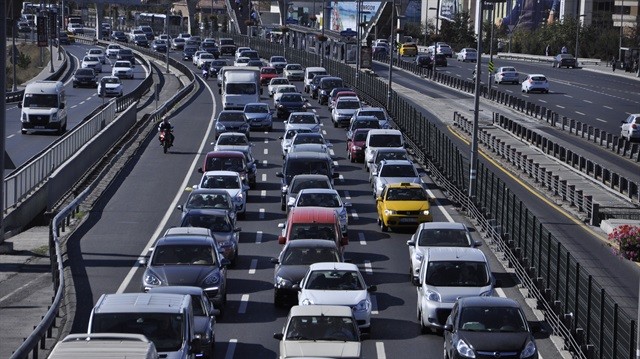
[19,80,68,135]
[48,333,158,359]
[219,67,261,110]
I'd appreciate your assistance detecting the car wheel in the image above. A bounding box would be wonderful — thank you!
[350,153,355,163]
[380,218,388,232]
[418,309,429,334]
[274,290,284,307]
[21,129,27,134]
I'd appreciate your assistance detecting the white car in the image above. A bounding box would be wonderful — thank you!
[86,48,107,64]
[192,50,207,66]
[285,112,321,133]
[331,97,362,128]
[620,114,640,141]
[494,66,520,84]
[67,23,83,34]
[269,55,288,72]
[234,56,251,67]
[105,44,122,58]
[97,76,123,97]
[111,60,134,79]
[81,56,102,73]
[372,159,423,198]
[196,170,249,218]
[213,132,253,154]
[274,305,361,359]
[298,262,376,332]
[456,48,477,62]
[268,77,290,96]
[406,222,479,276]
[273,85,298,105]
[521,74,549,94]
[280,126,313,157]
[197,53,215,69]
[290,189,350,233]
[283,63,304,81]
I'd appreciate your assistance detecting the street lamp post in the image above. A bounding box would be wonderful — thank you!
[386,0,395,109]
[12,18,18,91]
[428,7,437,80]
[619,0,624,62]
[574,14,585,64]
[356,0,361,83]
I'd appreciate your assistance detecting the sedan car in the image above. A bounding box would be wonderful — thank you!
[86,48,106,64]
[132,35,149,47]
[176,188,235,222]
[72,68,98,88]
[180,209,240,266]
[260,67,279,86]
[346,128,370,163]
[298,262,376,332]
[233,56,251,67]
[553,53,577,68]
[269,55,288,73]
[456,48,477,62]
[444,297,539,359]
[268,77,290,96]
[151,39,168,52]
[111,60,134,79]
[521,74,549,93]
[620,114,640,142]
[97,76,123,97]
[276,93,308,119]
[105,44,122,57]
[350,107,392,129]
[183,46,198,61]
[244,102,273,131]
[285,112,321,133]
[281,174,334,211]
[271,239,342,306]
[197,53,215,69]
[214,110,250,139]
[213,132,252,152]
[280,127,313,158]
[272,85,298,105]
[376,182,432,232]
[283,63,304,81]
[171,37,186,50]
[372,159,423,198]
[116,48,135,65]
[81,56,102,73]
[494,66,520,84]
[110,31,128,42]
[331,97,362,128]
[196,171,249,218]
[407,222,480,276]
[290,189,350,234]
[140,227,229,311]
[208,59,228,77]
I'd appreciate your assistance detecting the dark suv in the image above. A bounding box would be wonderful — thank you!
[72,68,98,88]
[218,38,236,55]
[317,77,344,105]
[309,74,331,99]
[276,152,339,209]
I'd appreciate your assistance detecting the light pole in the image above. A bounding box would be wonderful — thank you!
[12,18,18,91]
[386,0,395,109]
[428,7,437,80]
[574,14,585,63]
[356,0,361,83]
[619,0,624,62]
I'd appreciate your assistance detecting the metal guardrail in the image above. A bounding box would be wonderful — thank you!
[218,31,638,359]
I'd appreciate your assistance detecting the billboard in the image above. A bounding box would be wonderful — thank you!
[439,0,461,22]
[329,1,382,32]
[497,0,559,31]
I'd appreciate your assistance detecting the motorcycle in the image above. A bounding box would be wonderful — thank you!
[159,129,174,153]
[202,68,209,81]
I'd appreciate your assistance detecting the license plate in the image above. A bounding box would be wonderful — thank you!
[35,126,45,129]
[399,218,417,223]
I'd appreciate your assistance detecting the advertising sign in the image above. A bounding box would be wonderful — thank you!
[37,16,48,47]
[329,1,381,32]
[439,0,461,22]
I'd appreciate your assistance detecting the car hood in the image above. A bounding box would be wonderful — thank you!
[275,265,309,283]
[380,177,421,186]
[383,200,429,211]
[335,109,358,116]
[282,341,361,358]
[301,290,367,306]
[426,285,492,303]
[245,112,270,120]
[459,331,531,353]
[149,265,217,286]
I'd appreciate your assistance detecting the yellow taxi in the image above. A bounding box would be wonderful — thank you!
[399,43,418,57]
[376,183,432,231]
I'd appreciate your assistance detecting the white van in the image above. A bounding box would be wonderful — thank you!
[303,67,327,93]
[364,129,404,165]
[220,70,261,110]
[48,333,158,359]
[217,66,260,88]
[19,80,67,135]
[88,293,202,359]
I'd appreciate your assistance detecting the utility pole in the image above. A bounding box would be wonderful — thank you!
[1,0,8,242]
[386,0,395,109]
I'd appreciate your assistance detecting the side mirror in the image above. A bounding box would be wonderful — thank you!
[411,275,421,286]
[367,285,377,292]
[275,172,284,178]
[211,308,221,317]
[529,322,542,333]
[59,103,65,109]
[270,257,279,264]
[278,235,286,244]
[176,205,183,211]
[343,202,352,207]
[291,284,301,291]
[406,239,415,246]
[138,257,147,266]
[277,223,285,228]
[218,88,221,94]
[444,324,453,332]
[273,333,284,340]
[332,173,340,179]
[375,197,382,202]
[344,258,353,263]
[220,258,231,268]
[197,167,204,173]
[474,240,482,247]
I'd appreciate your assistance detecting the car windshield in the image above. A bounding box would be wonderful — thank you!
[182,213,232,232]
[280,94,304,102]
[286,315,358,341]
[282,247,340,265]
[151,244,216,265]
[531,76,547,82]
[217,135,248,145]
[305,270,364,290]
[353,120,380,130]
[369,134,402,147]
[200,54,214,59]
[290,224,336,240]
[502,67,516,72]
[379,164,415,177]
[293,135,323,145]
[425,261,489,286]
[205,157,245,172]
[288,114,317,124]
[245,104,268,113]
[102,78,119,84]
[297,193,340,207]
[375,150,407,162]
[418,228,472,247]
[186,193,231,210]
[321,79,343,89]
[290,179,331,193]
[220,39,234,45]
[23,94,58,108]
[459,307,527,333]
[212,60,227,66]
[337,101,360,109]
[277,87,296,94]
[385,187,427,200]
[287,64,303,70]
[89,50,102,55]
[354,131,369,141]
[91,313,184,352]
[76,69,94,76]
[262,68,277,74]
[271,57,286,62]
[202,175,240,189]
[218,112,246,122]
[226,83,256,95]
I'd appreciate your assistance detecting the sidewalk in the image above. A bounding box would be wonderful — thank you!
[0,53,188,359]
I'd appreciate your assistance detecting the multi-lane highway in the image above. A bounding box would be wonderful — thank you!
[62,48,565,358]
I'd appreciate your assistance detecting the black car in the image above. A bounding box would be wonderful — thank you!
[183,46,198,61]
[116,48,135,65]
[218,38,236,55]
[72,68,98,88]
[444,296,539,359]
[553,53,577,68]
[133,35,149,47]
[214,110,250,139]
[176,188,236,223]
[180,208,240,266]
[309,74,331,99]
[271,239,343,306]
[276,93,308,119]
[431,53,447,67]
[415,54,432,67]
[151,39,167,52]
[317,77,344,105]
[201,42,220,58]
[110,30,128,42]
[57,31,70,45]
[208,59,228,76]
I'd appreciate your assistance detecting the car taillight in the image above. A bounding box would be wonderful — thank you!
[632,124,638,129]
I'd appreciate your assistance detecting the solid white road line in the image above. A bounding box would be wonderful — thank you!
[376,342,387,359]
[249,259,257,274]
[238,294,249,314]
[256,231,263,244]
[425,188,454,222]
[224,339,237,359]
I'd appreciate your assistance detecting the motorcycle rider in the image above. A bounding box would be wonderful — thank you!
[158,117,175,147]
[202,63,209,80]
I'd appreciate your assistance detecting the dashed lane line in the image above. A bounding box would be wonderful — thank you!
[248,259,257,274]
[238,294,249,314]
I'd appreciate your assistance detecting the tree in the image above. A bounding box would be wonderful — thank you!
[439,11,476,50]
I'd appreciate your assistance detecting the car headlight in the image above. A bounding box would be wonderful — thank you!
[203,272,220,285]
[353,299,371,312]
[22,113,27,122]
[455,339,475,358]
[144,273,161,286]
[351,145,362,151]
[339,210,347,222]
[425,289,441,302]
[421,210,430,215]
[240,174,246,180]
[520,339,537,358]
[384,209,396,215]
[215,123,225,131]
[301,298,314,305]
[276,276,293,288]
[50,113,58,121]
[415,252,424,262]
[278,104,284,108]
[219,240,232,248]
[240,124,249,131]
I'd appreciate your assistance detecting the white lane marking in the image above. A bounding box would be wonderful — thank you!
[496,288,506,298]
[262,160,267,167]
[583,99,592,103]
[0,273,49,303]
[329,149,335,156]
[604,105,613,109]
[238,294,249,313]
[249,259,258,274]
[343,191,351,200]
[259,208,265,219]
[7,134,14,139]
[263,148,268,155]
[322,129,327,135]
[556,105,565,109]
[261,173,267,182]
[351,210,359,220]
[425,188,454,222]
[575,111,585,116]
[371,294,378,314]
[596,118,606,123]
[71,105,78,108]
[564,95,573,98]
[260,189,266,198]
[224,339,237,359]
[117,75,218,293]
[538,100,547,103]
[264,138,268,144]
[376,342,386,359]
[364,260,372,275]
[338,174,345,181]
[86,97,92,101]
[256,231,263,243]
[333,160,339,166]
[79,101,86,105]
[358,232,366,245]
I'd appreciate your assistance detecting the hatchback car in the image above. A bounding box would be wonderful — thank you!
[213,132,252,152]
[521,74,549,93]
[285,112,321,133]
[318,77,345,105]
[331,97,362,128]
[399,43,418,56]
[196,171,249,218]
[280,127,314,158]
[415,54,432,67]
[81,56,102,73]
[309,74,331,99]
[276,93,308,119]
[494,66,520,84]
[214,110,250,139]
[198,150,255,188]
[290,189,350,234]
[269,56,288,72]
[183,46,198,61]
[620,114,640,141]
[111,31,128,42]
[133,35,149,47]
[180,209,240,265]
[111,60,134,79]
[413,247,495,333]
[281,174,334,211]
[346,128,371,163]
[283,63,304,81]
[234,56,251,67]
[436,43,453,57]
[260,67,279,85]
[444,297,539,359]
[73,68,98,88]
[456,48,477,62]
[376,182,432,232]
[105,44,122,57]
[271,239,342,306]
[298,262,376,332]
[86,48,106,64]
[268,77,291,96]
[244,102,273,131]
[151,39,168,52]
[553,53,577,68]
[176,188,235,222]
[372,159,424,198]
[97,76,123,97]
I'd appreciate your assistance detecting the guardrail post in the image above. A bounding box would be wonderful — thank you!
[562,116,567,130]
[590,200,600,226]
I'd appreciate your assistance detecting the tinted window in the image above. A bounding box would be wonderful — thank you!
[290,179,331,193]
[418,228,472,247]
[369,134,402,147]
[152,244,216,265]
[91,313,184,351]
[459,307,527,332]
[425,261,489,286]
[336,101,360,109]
[182,213,232,232]
[186,193,231,210]
[297,193,340,207]
[286,160,330,177]
[218,112,246,122]
[290,224,336,240]
[205,157,245,172]
[305,270,364,290]
[245,104,269,113]
[280,94,304,102]
[281,247,340,265]
[202,175,240,189]
[286,315,358,341]
[386,187,427,200]
[379,164,416,177]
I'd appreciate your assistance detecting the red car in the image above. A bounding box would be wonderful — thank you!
[260,67,278,86]
[347,128,371,163]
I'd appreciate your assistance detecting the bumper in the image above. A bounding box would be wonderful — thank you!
[334,116,351,127]
[73,80,97,87]
[382,214,432,228]
[353,309,371,329]
[422,302,454,328]
[349,149,365,161]
[274,286,299,304]
[248,119,273,129]
[22,120,64,132]
[113,72,133,79]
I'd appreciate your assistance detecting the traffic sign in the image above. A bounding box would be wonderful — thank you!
[488,61,494,73]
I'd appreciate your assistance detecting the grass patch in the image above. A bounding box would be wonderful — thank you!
[5,43,50,90]
[32,245,49,257]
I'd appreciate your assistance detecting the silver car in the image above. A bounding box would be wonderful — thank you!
[289,188,351,234]
[285,112,322,133]
[372,159,423,198]
[281,174,333,211]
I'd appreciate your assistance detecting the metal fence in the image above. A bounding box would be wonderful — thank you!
[218,31,638,359]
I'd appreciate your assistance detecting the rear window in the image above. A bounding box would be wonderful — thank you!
[531,76,547,81]
[218,112,246,122]
[220,39,234,45]
[418,228,472,247]
[369,134,403,147]
[425,261,489,287]
[379,164,416,177]
[320,79,343,89]
[291,179,331,193]
[285,159,330,178]
[76,69,94,76]
[290,224,336,241]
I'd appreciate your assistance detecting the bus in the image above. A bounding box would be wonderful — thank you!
[136,12,185,36]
